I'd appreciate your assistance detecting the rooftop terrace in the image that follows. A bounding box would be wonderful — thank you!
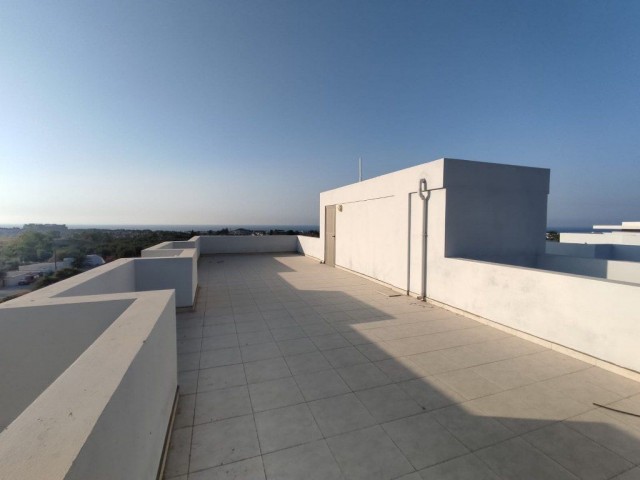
[164,253,640,480]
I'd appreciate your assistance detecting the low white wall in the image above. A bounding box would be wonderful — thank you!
[0,291,177,480]
[15,255,196,309]
[296,236,323,260]
[545,242,611,259]
[0,299,132,430]
[561,231,640,246]
[45,259,136,299]
[65,293,177,480]
[135,253,197,308]
[428,257,640,373]
[537,254,640,284]
[199,235,298,254]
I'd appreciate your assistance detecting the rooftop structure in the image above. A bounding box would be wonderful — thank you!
[558,221,640,247]
[1,158,639,479]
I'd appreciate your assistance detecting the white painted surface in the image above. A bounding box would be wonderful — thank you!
[0,291,177,480]
[561,231,640,246]
[547,241,640,263]
[429,257,640,372]
[135,253,197,308]
[199,235,298,254]
[0,299,132,430]
[318,157,640,373]
[536,254,640,284]
[296,236,323,260]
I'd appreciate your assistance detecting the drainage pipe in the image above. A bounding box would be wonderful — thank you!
[406,192,413,295]
[418,179,429,301]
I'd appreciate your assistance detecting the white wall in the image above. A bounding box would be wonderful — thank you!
[320,158,549,293]
[199,235,299,254]
[0,299,132,430]
[65,293,177,480]
[44,259,137,299]
[561,231,640,246]
[428,257,640,372]
[318,157,640,374]
[296,236,323,260]
[135,253,197,308]
[537,254,640,284]
[0,291,177,480]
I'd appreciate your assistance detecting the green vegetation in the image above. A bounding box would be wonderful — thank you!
[0,229,194,275]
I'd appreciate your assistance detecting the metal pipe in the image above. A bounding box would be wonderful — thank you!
[406,192,413,295]
[418,179,429,301]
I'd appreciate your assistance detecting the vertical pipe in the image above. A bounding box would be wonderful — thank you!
[418,179,429,301]
[406,192,412,295]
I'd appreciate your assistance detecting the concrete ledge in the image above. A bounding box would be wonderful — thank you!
[0,291,177,480]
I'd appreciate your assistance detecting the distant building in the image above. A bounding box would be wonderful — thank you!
[559,221,640,246]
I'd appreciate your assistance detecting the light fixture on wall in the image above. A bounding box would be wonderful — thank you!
[337,205,343,212]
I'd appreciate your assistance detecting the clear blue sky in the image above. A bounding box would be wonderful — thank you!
[1,0,638,227]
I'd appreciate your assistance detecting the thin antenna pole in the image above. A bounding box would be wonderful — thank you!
[359,157,362,182]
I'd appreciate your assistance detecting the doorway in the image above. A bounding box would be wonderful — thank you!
[324,205,336,266]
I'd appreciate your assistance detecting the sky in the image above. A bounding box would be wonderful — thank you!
[1,0,639,228]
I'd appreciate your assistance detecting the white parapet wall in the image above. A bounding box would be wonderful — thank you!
[561,231,640,246]
[198,235,299,254]
[296,235,323,260]
[429,257,640,373]
[0,291,177,480]
[536,254,640,284]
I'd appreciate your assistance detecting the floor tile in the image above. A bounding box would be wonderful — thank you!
[178,369,198,395]
[295,368,351,401]
[270,326,307,341]
[524,422,632,480]
[435,368,504,400]
[190,415,260,472]
[337,363,391,391]
[174,394,195,430]
[613,468,640,480]
[201,334,239,351]
[248,376,304,412]
[309,392,377,437]
[327,425,414,480]
[356,384,423,422]
[565,409,640,464]
[164,426,192,477]
[419,453,500,480]
[195,386,252,424]
[198,364,246,392]
[476,437,578,480]
[398,377,465,412]
[255,403,323,453]
[188,457,265,480]
[277,337,318,356]
[240,342,282,363]
[237,331,274,346]
[311,333,351,351]
[285,351,332,375]
[374,358,422,382]
[262,439,343,480]
[200,347,242,369]
[323,346,371,368]
[382,412,469,470]
[432,403,514,451]
[244,357,291,384]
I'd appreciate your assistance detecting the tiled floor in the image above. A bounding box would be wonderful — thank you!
[164,254,640,480]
